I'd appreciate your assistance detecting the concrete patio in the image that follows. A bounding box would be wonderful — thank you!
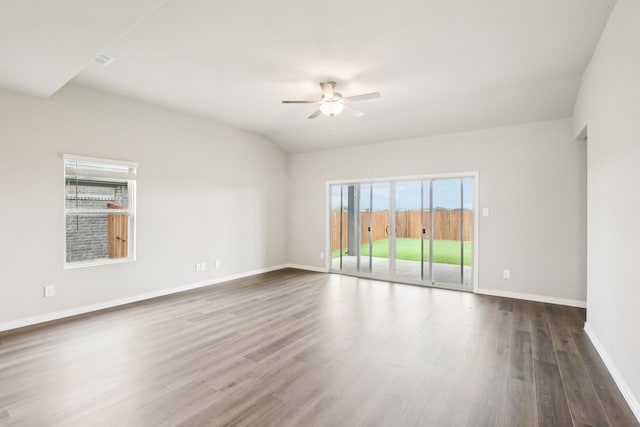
[331,256,472,287]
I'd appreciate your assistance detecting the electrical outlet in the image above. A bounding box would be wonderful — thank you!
[215,259,221,269]
[503,269,511,279]
[320,252,325,260]
[201,262,206,271]
[195,263,201,272]
[44,285,56,298]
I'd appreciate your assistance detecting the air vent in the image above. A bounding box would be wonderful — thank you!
[94,54,115,67]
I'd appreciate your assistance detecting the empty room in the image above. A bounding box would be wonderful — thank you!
[1,0,639,425]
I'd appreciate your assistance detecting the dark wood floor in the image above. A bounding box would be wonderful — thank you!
[0,269,637,426]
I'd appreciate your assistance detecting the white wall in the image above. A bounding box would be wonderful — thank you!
[573,0,640,417]
[0,83,288,326]
[289,119,586,304]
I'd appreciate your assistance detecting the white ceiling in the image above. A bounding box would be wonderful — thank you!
[0,0,166,97]
[1,0,615,152]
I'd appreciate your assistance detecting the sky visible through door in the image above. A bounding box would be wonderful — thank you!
[331,179,473,211]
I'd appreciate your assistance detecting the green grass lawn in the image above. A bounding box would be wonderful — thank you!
[332,238,471,266]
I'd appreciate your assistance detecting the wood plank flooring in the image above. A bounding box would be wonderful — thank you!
[0,269,637,426]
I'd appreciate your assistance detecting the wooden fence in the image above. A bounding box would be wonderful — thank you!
[331,210,473,251]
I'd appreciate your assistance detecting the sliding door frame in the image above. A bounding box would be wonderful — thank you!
[325,171,480,293]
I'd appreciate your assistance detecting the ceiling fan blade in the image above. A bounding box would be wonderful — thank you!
[346,105,365,118]
[308,109,321,119]
[344,92,381,103]
[320,82,335,98]
[282,100,320,104]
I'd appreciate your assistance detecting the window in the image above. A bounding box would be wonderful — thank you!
[64,155,137,268]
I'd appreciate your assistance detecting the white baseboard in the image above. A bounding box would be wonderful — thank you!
[0,264,288,333]
[286,263,329,273]
[475,287,586,308]
[584,323,640,422]
[1,268,591,333]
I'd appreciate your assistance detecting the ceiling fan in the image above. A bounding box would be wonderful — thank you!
[282,81,381,119]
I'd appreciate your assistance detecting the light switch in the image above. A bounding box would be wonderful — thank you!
[482,208,489,217]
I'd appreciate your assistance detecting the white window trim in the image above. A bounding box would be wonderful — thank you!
[63,154,137,269]
[63,154,138,168]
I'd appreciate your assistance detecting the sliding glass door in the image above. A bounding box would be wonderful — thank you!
[430,178,473,285]
[330,175,474,289]
[358,184,371,274]
[331,184,358,273]
[370,182,391,277]
[393,181,424,282]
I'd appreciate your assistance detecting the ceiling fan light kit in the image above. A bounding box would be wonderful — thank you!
[319,97,344,117]
[282,81,381,119]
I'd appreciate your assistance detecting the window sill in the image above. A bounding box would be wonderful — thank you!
[64,257,136,270]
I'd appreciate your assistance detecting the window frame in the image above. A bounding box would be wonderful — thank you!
[63,154,137,269]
